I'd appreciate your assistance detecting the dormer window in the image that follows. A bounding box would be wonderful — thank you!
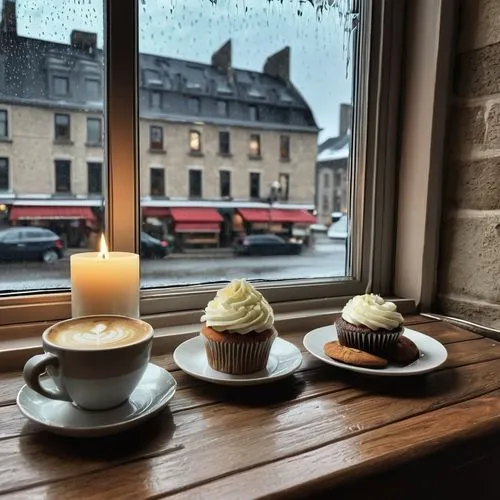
[53,76,69,96]
[85,78,100,100]
[217,100,228,116]
[151,91,162,108]
[188,97,200,115]
[144,69,162,86]
[249,105,259,121]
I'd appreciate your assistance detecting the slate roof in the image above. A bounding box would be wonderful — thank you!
[0,30,318,132]
[316,134,350,163]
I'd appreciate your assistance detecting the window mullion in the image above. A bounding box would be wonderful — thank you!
[105,0,139,253]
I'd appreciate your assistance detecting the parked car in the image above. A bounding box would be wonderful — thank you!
[140,232,169,259]
[327,215,348,242]
[233,234,302,256]
[0,227,64,263]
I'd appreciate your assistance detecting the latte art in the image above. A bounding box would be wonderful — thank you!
[47,317,151,349]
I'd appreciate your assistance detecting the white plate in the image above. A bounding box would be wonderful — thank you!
[16,363,177,437]
[303,325,448,376]
[173,336,302,386]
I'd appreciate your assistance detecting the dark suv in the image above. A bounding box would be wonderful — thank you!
[0,227,64,263]
[233,234,302,256]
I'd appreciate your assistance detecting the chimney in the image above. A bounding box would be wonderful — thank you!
[211,39,232,73]
[71,30,97,55]
[263,47,290,83]
[1,0,17,36]
[339,103,352,136]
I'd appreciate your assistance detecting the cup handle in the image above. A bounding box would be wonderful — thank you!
[23,353,71,402]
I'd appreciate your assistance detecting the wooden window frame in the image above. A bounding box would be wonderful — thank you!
[0,0,457,369]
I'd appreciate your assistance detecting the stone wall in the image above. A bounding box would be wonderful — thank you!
[437,0,500,327]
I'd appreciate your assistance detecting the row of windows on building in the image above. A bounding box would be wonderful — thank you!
[150,125,291,160]
[52,75,102,100]
[50,75,264,123]
[150,91,262,121]
[0,110,291,160]
[0,156,291,201]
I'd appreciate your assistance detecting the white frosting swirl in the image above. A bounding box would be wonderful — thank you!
[201,279,274,334]
[341,294,403,331]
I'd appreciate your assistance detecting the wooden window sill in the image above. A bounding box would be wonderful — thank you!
[0,298,415,372]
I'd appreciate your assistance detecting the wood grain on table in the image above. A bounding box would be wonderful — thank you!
[1,315,500,499]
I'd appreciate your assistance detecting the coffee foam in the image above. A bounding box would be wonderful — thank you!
[47,317,150,349]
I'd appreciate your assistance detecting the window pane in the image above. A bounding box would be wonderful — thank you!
[151,91,162,109]
[220,170,231,198]
[150,168,165,196]
[0,1,105,294]
[87,118,102,145]
[0,110,8,138]
[85,78,101,100]
[249,134,261,157]
[55,160,71,193]
[0,158,9,191]
[53,76,69,96]
[139,0,354,287]
[87,162,103,195]
[189,170,203,198]
[249,105,259,121]
[250,172,260,199]
[189,130,201,152]
[219,131,230,155]
[188,97,200,114]
[54,113,70,140]
[280,135,290,160]
[150,125,163,150]
[217,100,228,116]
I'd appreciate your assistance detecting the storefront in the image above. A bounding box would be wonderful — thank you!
[169,207,223,250]
[236,208,316,242]
[9,206,96,248]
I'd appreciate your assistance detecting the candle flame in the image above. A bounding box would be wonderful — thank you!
[98,234,109,260]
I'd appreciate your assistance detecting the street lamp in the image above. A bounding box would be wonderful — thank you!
[268,181,281,233]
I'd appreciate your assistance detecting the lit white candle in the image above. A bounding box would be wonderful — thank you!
[70,235,140,318]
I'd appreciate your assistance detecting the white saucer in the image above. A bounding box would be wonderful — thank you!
[173,336,302,386]
[16,363,177,437]
[303,325,448,376]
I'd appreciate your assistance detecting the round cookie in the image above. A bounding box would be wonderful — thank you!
[387,336,420,365]
[324,341,388,369]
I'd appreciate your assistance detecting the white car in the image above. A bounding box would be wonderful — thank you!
[327,215,348,241]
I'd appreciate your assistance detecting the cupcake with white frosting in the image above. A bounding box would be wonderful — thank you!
[335,294,404,356]
[200,279,277,374]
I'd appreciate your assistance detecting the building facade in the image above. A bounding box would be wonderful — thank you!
[0,1,318,249]
[315,104,352,226]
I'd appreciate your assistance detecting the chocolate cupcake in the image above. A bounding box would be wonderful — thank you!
[200,279,277,374]
[335,294,404,357]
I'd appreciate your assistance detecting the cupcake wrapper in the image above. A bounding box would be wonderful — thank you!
[337,328,403,356]
[203,333,277,374]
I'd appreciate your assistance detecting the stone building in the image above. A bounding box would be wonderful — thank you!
[0,0,318,248]
[315,104,351,226]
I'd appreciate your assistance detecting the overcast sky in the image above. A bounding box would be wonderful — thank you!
[11,0,352,140]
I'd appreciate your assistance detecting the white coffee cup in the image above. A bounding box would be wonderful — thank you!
[23,315,154,411]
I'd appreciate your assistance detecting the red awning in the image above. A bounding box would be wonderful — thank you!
[9,206,96,221]
[142,207,170,217]
[170,207,223,223]
[237,208,316,224]
[175,223,221,233]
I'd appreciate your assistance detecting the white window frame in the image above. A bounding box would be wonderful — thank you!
[0,0,455,362]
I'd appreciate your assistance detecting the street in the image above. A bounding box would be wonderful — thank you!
[0,239,347,293]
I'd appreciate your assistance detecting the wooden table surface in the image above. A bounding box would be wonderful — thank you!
[2,315,500,499]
